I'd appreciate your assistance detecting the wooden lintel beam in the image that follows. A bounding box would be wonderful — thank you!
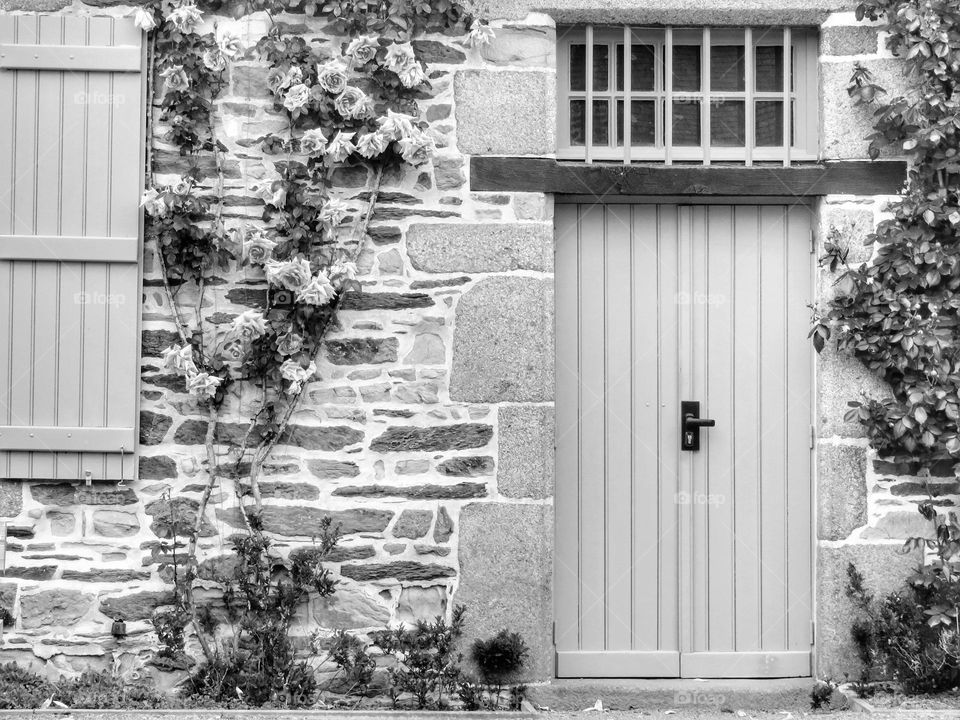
[470,158,907,197]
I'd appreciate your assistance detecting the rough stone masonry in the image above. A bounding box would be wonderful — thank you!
[0,0,940,685]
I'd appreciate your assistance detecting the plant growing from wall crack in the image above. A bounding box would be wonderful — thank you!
[134,0,491,698]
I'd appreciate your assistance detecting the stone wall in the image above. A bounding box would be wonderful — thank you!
[0,0,555,681]
[0,0,931,687]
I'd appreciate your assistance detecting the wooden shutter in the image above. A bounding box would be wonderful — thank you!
[0,15,145,481]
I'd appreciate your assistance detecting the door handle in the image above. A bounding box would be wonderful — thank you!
[681,400,715,451]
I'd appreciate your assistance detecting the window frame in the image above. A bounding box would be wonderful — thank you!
[556,25,820,165]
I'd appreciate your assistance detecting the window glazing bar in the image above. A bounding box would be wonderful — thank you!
[783,27,792,166]
[664,26,673,165]
[585,23,594,164]
[623,25,632,164]
[702,26,711,166]
[744,27,754,166]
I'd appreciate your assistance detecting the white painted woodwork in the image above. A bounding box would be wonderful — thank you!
[0,14,145,481]
[555,201,814,678]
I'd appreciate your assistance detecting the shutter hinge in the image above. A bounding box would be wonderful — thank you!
[810,620,816,640]
[552,621,556,644]
[810,425,815,450]
[810,229,817,255]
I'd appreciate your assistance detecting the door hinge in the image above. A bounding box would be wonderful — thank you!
[810,424,815,450]
[811,620,816,640]
[810,229,817,255]
[552,621,556,644]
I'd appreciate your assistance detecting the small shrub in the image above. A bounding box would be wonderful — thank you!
[371,604,466,709]
[847,504,960,694]
[328,629,377,695]
[810,680,835,709]
[464,628,530,710]
[0,665,187,709]
[180,517,340,707]
[471,629,529,685]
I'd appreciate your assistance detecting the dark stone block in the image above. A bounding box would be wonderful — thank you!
[339,561,456,582]
[434,506,454,543]
[140,410,173,445]
[290,544,376,564]
[437,456,494,477]
[100,590,176,621]
[173,420,363,451]
[217,506,392,537]
[145,497,215,539]
[873,458,956,477]
[225,286,268,309]
[61,569,152,582]
[3,566,56,580]
[141,329,180,358]
[142,373,187,392]
[139,455,178,480]
[259,482,320,501]
[340,292,433,311]
[370,424,492,452]
[324,337,399,365]
[410,276,471,290]
[413,40,466,64]
[393,509,433,539]
[332,482,487,500]
[30,484,138,507]
[367,226,402,245]
[889,480,960,497]
[307,459,360,479]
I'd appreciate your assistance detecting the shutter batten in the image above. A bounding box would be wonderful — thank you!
[0,14,145,481]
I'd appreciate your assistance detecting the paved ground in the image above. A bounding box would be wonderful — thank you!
[0,679,956,719]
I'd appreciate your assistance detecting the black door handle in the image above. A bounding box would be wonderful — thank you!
[681,401,714,451]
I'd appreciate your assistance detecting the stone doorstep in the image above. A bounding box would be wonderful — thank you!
[839,684,960,716]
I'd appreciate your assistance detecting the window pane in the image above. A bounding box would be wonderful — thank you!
[711,45,745,91]
[570,44,586,91]
[593,99,610,145]
[755,100,783,146]
[672,45,701,91]
[594,44,609,92]
[617,99,656,145]
[711,100,745,146]
[570,99,585,146]
[755,45,783,92]
[616,43,657,91]
[672,99,701,146]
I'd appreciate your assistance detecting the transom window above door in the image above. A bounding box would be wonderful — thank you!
[557,26,819,165]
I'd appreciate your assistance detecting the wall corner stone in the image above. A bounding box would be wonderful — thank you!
[817,442,867,541]
[498,405,554,499]
[450,276,554,403]
[457,502,553,681]
[454,70,555,155]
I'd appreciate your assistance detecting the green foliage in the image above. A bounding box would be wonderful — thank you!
[184,519,340,707]
[0,665,187,710]
[848,506,960,693]
[810,680,836,710]
[371,604,466,709]
[471,629,529,685]
[328,629,378,694]
[813,1,960,464]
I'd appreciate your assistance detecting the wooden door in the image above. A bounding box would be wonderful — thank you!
[555,201,813,678]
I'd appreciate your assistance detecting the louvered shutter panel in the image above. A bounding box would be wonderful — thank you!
[0,15,145,481]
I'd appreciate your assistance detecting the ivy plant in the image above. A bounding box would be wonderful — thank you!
[813,0,960,465]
